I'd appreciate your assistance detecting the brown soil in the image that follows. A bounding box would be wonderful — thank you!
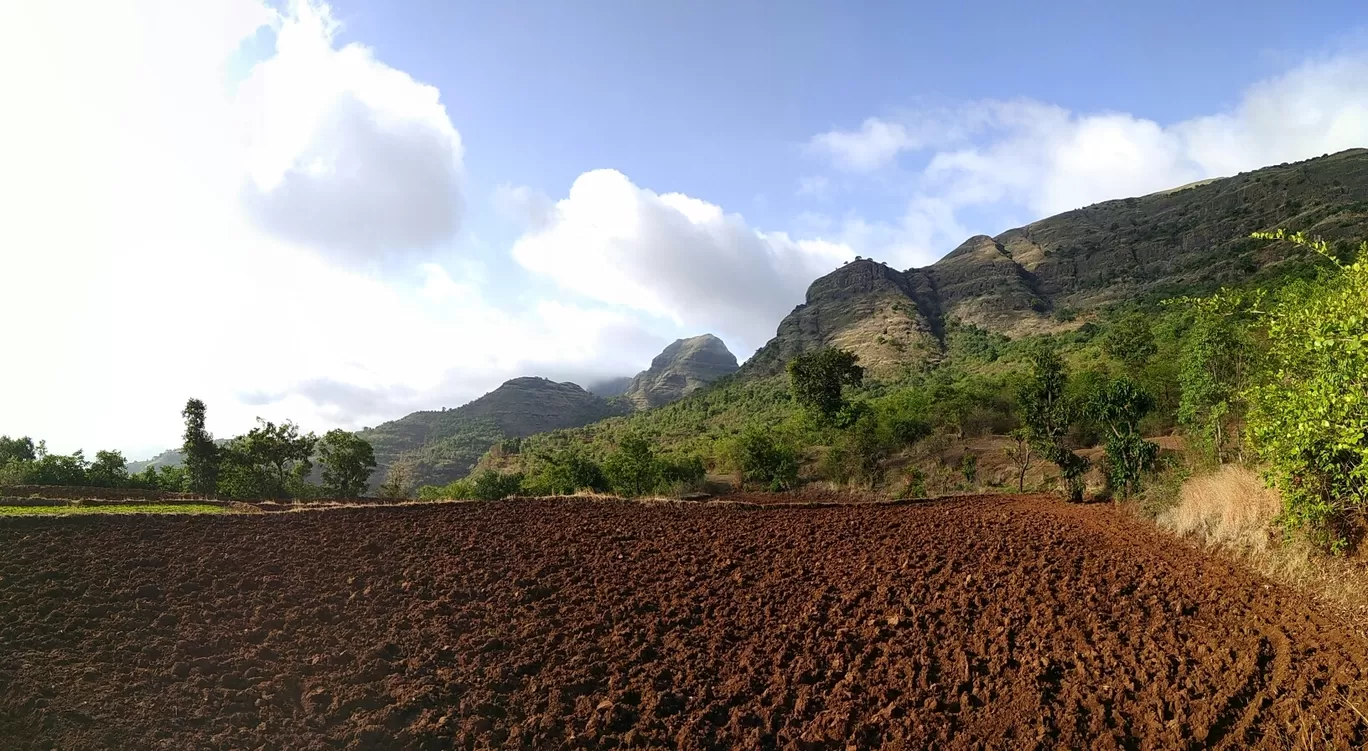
[2,494,1366,749]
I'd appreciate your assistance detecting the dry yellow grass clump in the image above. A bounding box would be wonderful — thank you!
[1159,465,1281,551]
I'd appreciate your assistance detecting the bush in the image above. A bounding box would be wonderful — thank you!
[1244,231,1368,550]
[728,427,798,491]
[523,451,608,496]
[603,435,662,497]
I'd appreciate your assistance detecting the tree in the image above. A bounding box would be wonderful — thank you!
[0,436,36,464]
[181,398,219,494]
[217,419,317,499]
[1018,345,1089,502]
[26,451,88,486]
[1176,300,1252,464]
[1089,377,1160,498]
[523,450,608,496]
[472,469,525,501]
[1242,230,1368,549]
[788,348,864,426]
[603,435,662,497]
[317,430,377,497]
[1004,428,1033,492]
[376,461,414,500]
[1102,313,1158,368]
[728,426,798,491]
[87,450,129,487]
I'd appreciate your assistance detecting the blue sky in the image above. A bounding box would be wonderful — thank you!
[2,0,1365,456]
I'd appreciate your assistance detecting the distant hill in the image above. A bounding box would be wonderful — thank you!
[744,148,1368,378]
[360,334,738,488]
[623,334,738,409]
[359,377,629,488]
[126,447,186,475]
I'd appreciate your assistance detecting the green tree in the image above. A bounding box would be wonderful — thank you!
[1089,377,1160,498]
[472,469,524,501]
[181,398,219,494]
[1102,313,1158,368]
[1175,300,1252,464]
[728,426,798,491]
[317,429,377,497]
[87,450,129,487]
[1018,345,1089,502]
[788,348,864,426]
[0,435,36,464]
[1243,230,1368,549]
[603,435,663,497]
[27,451,88,486]
[218,419,317,499]
[523,450,608,496]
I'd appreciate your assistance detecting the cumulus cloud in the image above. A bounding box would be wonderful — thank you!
[237,0,464,264]
[810,53,1368,258]
[509,170,855,350]
[0,0,670,455]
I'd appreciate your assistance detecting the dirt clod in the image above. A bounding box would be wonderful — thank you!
[1,494,1366,749]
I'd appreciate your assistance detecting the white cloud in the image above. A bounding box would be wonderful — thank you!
[237,1,465,265]
[509,170,855,351]
[0,1,670,456]
[811,53,1368,251]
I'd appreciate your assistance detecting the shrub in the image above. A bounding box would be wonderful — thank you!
[1244,231,1368,550]
[603,435,663,497]
[728,427,798,491]
[472,469,525,501]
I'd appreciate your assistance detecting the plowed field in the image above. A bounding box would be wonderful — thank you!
[2,495,1366,749]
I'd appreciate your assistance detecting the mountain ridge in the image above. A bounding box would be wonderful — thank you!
[743,148,1368,378]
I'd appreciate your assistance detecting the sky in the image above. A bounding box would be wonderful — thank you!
[1,0,1365,459]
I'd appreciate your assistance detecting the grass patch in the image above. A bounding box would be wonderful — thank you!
[0,503,229,516]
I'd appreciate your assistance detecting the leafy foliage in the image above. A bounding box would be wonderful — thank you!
[726,427,798,491]
[317,429,377,497]
[1243,230,1368,549]
[181,398,219,494]
[218,419,317,500]
[787,348,864,426]
[1089,377,1160,498]
[1018,346,1090,502]
[603,435,663,498]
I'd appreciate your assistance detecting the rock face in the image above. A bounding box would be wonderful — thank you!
[359,377,630,489]
[623,334,739,409]
[744,148,1368,378]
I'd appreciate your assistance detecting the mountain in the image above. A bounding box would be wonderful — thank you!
[359,377,630,488]
[126,447,186,474]
[585,376,634,398]
[745,148,1368,378]
[622,334,739,409]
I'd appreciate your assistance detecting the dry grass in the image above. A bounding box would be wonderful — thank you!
[1156,465,1368,634]
[1158,464,1282,551]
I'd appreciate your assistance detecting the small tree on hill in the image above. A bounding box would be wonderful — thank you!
[1004,428,1033,492]
[788,348,864,426]
[181,398,218,494]
[729,426,798,491]
[1102,313,1158,369]
[317,429,377,497]
[1089,377,1160,499]
[88,450,129,488]
[603,435,662,497]
[1018,345,1089,502]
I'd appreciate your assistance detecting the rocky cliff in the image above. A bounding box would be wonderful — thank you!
[744,148,1368,378]
[622,334,739,409]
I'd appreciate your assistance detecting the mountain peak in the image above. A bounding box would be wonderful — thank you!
[624,334,739,410]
